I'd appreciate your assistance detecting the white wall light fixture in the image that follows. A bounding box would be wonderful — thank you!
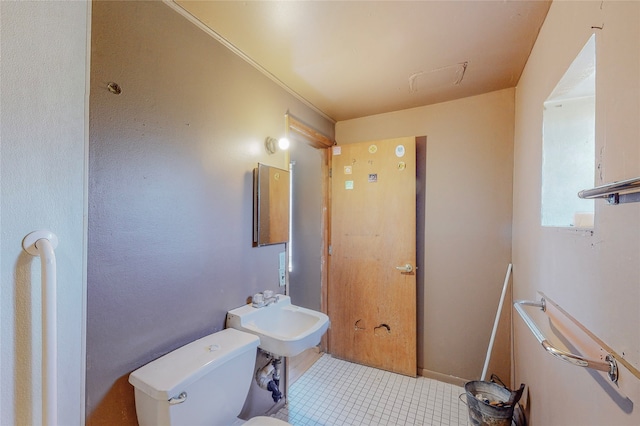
[265,136,290,154]
[278,137,290,150]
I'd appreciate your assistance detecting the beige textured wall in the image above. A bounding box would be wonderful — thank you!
[513,0,640,424]
[336,88,515,381]
[1,1,89,424]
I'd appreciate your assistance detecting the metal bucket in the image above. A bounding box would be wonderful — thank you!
[464,381,514,426]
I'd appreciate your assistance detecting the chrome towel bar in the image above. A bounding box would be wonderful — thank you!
[514,298,618,382]
[578,176,640,204]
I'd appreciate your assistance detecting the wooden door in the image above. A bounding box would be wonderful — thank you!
[329,137,416,376]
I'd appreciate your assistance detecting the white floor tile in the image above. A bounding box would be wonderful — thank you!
[273,354,469,426]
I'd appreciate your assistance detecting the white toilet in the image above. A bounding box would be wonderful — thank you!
[128,328,291,426]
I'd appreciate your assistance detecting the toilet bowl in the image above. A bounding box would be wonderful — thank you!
[129,328,291,426]
[239,417,290,425]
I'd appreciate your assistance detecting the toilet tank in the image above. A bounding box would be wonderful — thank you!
[129,328,260,426]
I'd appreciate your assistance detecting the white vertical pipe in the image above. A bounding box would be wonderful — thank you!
[481,263,512,381]
[22,230,58,426]
[37,238,57,426]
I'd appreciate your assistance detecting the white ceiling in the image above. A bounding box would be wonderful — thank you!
[173,0,551,122]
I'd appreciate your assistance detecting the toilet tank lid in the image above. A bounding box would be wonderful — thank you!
[128,328,259,400]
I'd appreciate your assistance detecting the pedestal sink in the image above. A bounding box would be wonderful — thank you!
[226,295,330,357]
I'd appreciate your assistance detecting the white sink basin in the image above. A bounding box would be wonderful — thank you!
[226,295,330,357]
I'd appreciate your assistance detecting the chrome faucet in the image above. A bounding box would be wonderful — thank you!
[264,295,280,306]
[252,290,280,308]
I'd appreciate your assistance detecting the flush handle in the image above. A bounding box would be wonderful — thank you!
[395,263,414,273]
[168,391,187,405]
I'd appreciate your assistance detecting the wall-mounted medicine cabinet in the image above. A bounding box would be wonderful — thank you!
[254,163,290,246]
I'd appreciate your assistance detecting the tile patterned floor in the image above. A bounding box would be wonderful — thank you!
[273,354,469,425]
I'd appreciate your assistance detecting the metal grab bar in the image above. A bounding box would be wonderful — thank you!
[578,176,640,204]
[514,298,618,382]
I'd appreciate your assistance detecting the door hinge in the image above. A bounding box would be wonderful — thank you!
[328,245,332,255]
[329,168,332,178]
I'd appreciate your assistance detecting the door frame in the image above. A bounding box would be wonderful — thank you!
[286,117,426,367]
[286,113,333,352]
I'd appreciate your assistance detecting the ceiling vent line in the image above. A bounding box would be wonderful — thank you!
[408,61,469,93]
[164,0,336,123]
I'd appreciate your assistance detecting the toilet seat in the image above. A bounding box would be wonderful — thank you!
[244,415,291,425]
